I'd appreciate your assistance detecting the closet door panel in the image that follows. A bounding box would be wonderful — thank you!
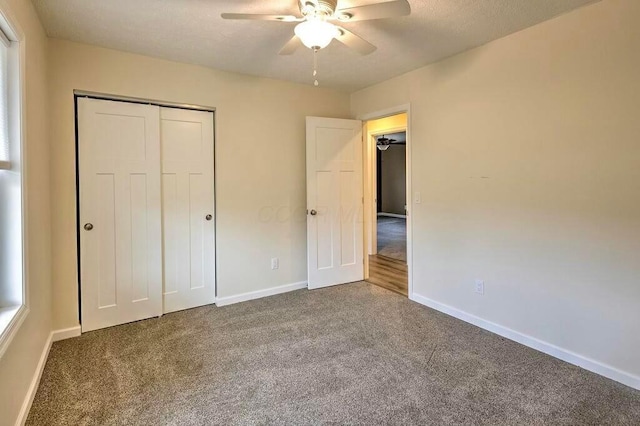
[79,98,162,332]
[161,107,215,313]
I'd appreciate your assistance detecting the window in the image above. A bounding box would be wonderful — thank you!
[0,26,10,170]
[0,10,25,358]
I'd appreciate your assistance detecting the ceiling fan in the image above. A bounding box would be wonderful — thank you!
[376,135,397,151]
[221,0,411,56]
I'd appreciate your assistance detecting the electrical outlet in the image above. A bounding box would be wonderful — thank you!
[475,279,484,295]
[271,258,279,270]
[414,191,421,204]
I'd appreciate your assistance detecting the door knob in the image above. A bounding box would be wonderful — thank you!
[310,209,317,216]
[84,223,94,231]
[205,214,213,221]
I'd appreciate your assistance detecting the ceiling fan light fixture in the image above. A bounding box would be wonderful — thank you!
[377,135,395,151]
[294,19,339,49]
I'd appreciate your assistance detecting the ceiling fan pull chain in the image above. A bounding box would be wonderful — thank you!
[313,47,319,86]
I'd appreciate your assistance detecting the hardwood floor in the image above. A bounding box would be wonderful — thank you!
[367,254,408,296]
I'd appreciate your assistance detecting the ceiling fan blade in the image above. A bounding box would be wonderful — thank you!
[279,36,303,55]
[335,0,411,22]
[221,13,301,22]
[335,27,377,55]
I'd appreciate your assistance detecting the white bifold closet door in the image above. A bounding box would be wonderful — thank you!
[160,107,215,314]
[79,98,215,333]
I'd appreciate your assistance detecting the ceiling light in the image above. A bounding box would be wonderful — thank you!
[377,135,396,150]
[294,19,339,49]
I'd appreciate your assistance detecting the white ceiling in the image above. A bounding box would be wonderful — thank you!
[32,0,598,92]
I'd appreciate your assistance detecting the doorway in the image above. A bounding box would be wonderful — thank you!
[376,131,407,261]
[304,108,412,296]
[364,113,409,296]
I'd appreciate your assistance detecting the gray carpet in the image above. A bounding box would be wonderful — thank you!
[28,282,640,425]
[377,216,407,262]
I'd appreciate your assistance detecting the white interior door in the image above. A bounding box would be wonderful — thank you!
[160,107,215,313]
[306,117,364,289]
[79,98,162,332]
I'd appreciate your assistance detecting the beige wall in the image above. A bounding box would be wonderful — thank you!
[352,0,640,379]
[0,0,51,424]
[48,39,351,329]
[380,144,406,215]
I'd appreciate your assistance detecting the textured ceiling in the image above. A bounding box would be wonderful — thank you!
[32,0,599,92]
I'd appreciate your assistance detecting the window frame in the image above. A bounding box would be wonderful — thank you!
[0,25,10,170]
[0,3,29,359]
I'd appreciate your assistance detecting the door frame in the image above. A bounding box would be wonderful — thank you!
[73,90,217,325]
[358,104,413,299]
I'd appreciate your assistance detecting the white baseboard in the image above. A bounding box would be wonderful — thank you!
[52,325,81,342]
[15,332,53,426]
[15,325,82,425]
[216,281,308,307]
[411,292,640,391]
[377,212,407,219]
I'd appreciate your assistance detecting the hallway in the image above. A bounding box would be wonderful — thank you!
[376,216,406,262]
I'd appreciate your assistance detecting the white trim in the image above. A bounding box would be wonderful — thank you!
[411,292,640,391]
[405,106,413,298]
[215,281,308,307]
[74,90,216,113]
[365,125,378,258]
[52,325,81,342]
[0,304,27,358]
[15,331,52,426]
[14,326,82,425]
[357,104,411,122]
[377,212,407,219]
[359,103,413,296]
[0,25,8,47]
[0,0,29,358]
[0,17,9,49]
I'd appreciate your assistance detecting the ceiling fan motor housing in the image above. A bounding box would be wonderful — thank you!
[300,0,338,17]
[221,0,410,58]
